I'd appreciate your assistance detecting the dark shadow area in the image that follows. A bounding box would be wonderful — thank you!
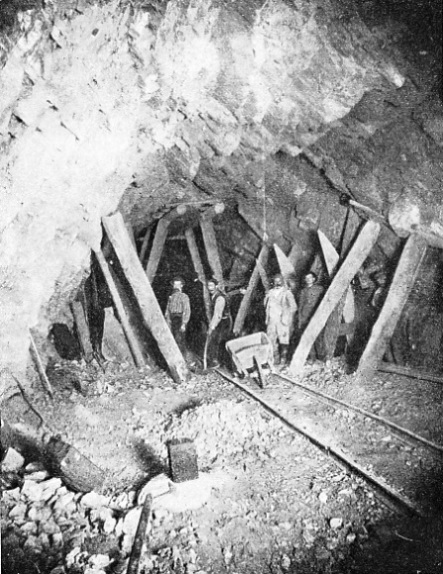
[48,323,82,361]
[131,438,169,484]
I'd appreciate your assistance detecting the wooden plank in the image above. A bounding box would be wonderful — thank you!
[29,332,53,398]
[102,212,188,383]
[256,256,270,292]
[289,220,380,374]
[185,228,211,322]
[357,234,427,376]
[71,300,94,362]
[274,244,295,282]
[200,216,224,283]
[94,250,145,368]
[127,494,152,574]
[139,226,152,264]
[233,244,270,336]
[146,205,187,281]
[377,362,443,385]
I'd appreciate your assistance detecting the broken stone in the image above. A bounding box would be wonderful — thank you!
[49,567,66,574]
[2,448,25,472]
[346,532,356,544]
[40,477,63,498]
[88,555,111,569]
[80,491,109,509]
[122,507,143,537]
[154,474,212,513]
[26,470,50,482]
[330,517,343,529]
[318,491,328,504]
[103,514,117,534]
[65,547,82,568]
[9,502,27,522]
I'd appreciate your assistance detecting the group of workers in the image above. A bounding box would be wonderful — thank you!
[165,271,325,371]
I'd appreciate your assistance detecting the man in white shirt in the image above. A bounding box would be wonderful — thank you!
[206,278,232,368]
[265,274,297,366]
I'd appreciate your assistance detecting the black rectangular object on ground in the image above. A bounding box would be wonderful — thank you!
[168,439,199,483]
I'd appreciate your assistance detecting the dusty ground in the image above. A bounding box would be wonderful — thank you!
[2,358,443,574]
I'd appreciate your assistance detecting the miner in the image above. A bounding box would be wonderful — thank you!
[165,276,191,357]
[264,274,297,366]
[206,278,232,368]
[298,272,325,360]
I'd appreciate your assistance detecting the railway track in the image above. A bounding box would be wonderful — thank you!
[215,368,443,518]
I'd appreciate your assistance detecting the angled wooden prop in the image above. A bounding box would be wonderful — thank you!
[317,231,355,323]
[185,227,211,323]
[274,244,296,283]
[94,249,145,368]
[146,205,187,281]
[200,204,225,283]
[233,244,270,336]
[289,220,380,374]
[103,212,188,384]
[357,233,427,377]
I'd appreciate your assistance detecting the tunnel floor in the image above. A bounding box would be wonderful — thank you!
[2,359,443,574]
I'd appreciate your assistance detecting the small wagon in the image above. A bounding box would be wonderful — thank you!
[226,332,274,388]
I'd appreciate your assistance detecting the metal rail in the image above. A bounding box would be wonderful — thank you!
[215,369,423,517]
[275,372,443,455]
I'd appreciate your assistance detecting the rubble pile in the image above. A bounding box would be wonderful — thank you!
[132,399,291,471]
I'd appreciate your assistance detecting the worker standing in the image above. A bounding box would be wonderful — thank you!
[264,274,297,367]
[298,272,325,360]
[165,276,191,358]
[206,278,232,368]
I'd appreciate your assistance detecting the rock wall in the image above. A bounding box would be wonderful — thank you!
[0,0,440,391]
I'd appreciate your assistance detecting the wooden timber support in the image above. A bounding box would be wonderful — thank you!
[103,212,188,383]
[146,205,187,282]
[71,300,94,363]
[29,332,54,398]
[139,226,152,265]
[233,244,270,336]
[185,227,211,322]
[289,220,381,374]
[357,234,427,377]
[126,494,153,574]
[199,203,225,283]
[94,249,145,368]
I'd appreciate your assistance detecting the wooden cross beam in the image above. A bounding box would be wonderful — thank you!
[102,212,188,384]
[289,220,380,374]
[199,203,225,283]
[233,244,270,336]
[357,233,427,377]
[146,205,187,282]
[94,249,145,368]
[185,227,212,322]
[139,227,152,265]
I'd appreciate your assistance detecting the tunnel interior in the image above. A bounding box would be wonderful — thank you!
[1,0,443,573]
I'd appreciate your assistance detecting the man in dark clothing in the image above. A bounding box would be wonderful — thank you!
[165,276,191,357]
[298,272,325,360]
[206,278,232,368]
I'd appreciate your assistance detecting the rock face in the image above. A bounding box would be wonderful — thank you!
[0,0,441,386]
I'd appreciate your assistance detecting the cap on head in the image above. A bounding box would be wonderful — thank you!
[207,277,219,286]
[171,276,185,286]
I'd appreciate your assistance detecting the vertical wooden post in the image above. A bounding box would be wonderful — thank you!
[185,228,211,322]
[94,250,146,368]
[289,221,380,374]
[146,205,187,282]
[200,205,225,283]
[233,244,270,336]
[103,212,188,384]
[71,300,94,362]
[357,234,427,377]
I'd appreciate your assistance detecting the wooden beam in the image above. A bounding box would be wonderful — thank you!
[289,220,380,374]
[29,332,53,398]
[185,227,212,323]
[71,300,94,363]
[357,234,427,377]
[200,213,224,283]
[233,244,270,336]
[146,205,187,281]
[256,256,270,292]
[139,226,152,265]
[102,212,188,383]
[94,250,145,368]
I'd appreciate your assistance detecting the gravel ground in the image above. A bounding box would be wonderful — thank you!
[2,358,443,574]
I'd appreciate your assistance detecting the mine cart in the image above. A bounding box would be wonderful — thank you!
[226,332,274,388]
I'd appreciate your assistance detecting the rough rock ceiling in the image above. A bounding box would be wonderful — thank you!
[0,0,442,384]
